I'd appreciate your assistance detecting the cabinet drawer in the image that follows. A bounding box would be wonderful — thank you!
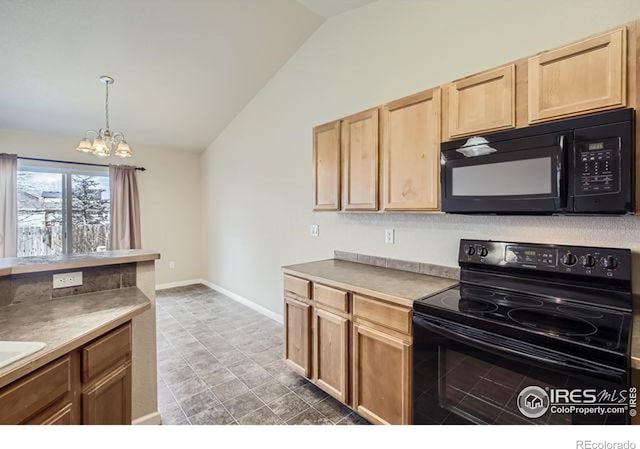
[28,403,73,425]
[284,274,311,299]
[0,356,71,424]
[313,284,348,312]
[353,294,411,335]
[82,323,132,383]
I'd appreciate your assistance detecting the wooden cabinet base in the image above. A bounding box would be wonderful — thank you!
[283,274,413,425]
[0,322,133,425]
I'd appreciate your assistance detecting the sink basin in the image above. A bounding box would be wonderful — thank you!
[0,341,46,369]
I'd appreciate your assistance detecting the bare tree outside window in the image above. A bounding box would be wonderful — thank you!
[71,175,110,253]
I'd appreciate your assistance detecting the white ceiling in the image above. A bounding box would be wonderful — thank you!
[296,0,376,18]
[0,0,324,151]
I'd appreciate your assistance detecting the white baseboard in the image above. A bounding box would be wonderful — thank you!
[199,279,284,324]
[156,278,283,324]
[155,279,202,290]
[132,411,162,425]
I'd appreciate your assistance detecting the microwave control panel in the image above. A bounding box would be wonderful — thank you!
[575,137,621,195]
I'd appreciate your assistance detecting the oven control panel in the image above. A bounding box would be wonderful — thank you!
[575,137,621,195]
[459,239,631,281]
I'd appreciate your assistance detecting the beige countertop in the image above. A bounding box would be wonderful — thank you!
[0,286,151,389]
[282,259,458,307]
[0,249,160,277]
[284,259,640,372]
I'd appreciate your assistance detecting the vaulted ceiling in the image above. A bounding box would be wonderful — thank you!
[0,0,331,151]
[296,0,376,18]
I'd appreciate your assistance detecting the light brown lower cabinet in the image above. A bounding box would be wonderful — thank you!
[82,362,132,425]
[352,323,412,425]
[313,307,349,403]
[283,275,413,425]
[0,322,133,425]
[284,296,311,377]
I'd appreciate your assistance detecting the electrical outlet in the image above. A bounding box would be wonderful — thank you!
[53,271,83,289]
[169,261,175,270]
[385,228,395,244]
[310,224,319,237]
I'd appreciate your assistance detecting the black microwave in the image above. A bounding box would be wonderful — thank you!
[440,108,635,214]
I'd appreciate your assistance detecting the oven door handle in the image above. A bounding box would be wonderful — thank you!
[414,314,625,382]
[557,133,571,209]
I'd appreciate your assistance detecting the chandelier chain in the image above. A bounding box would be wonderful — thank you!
[105,82,110,131]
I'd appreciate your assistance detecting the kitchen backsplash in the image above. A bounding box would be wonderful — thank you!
[334,250,460,280]
[0,263,137,307]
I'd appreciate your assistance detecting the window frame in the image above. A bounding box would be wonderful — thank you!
[17,160,110,256]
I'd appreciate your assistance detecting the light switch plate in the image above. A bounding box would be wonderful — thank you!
[53,271,83,289]
[310,224,319,237]
[385,228,395,244]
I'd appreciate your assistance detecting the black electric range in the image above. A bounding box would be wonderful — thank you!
[412,239,634,425]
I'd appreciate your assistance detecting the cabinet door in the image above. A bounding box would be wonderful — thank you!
[284,296,311,377]
[529,28,627,123]
[445,64,515,139]
[381,88,441,211]
[352,323,411,425]
[341,108,379,210]
[313,308,349,403]
[313,120,341,210]
[82,363,132,425]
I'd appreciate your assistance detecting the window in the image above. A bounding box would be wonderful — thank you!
[17,161,110,257]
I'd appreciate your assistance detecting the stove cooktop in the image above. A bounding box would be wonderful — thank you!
[415,283,632,357]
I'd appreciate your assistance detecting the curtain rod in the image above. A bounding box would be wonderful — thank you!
[17,156,146,171]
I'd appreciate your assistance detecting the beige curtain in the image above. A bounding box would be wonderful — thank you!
[109,165,141,250]
[0,154,17,258]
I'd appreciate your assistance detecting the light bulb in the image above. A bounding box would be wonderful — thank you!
[75,138,93,153]
[114,141,133,158]
[92,138,110,157]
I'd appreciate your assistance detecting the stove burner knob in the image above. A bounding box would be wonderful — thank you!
[466,246,476,256]
[601,256,618,270]
[582,255,596,268]
[478,247,488,257]
[561,253,577,266]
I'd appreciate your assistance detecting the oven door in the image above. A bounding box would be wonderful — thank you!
[441,133,571,214]
[413,313,629,425]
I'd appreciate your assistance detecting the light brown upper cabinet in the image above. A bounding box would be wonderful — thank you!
[381,88,441,211]
[341,108,379,210]
[444,64,516,140]
[528,28,627,123]
[313,120,341,211]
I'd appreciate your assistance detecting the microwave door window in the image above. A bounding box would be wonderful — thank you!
[451,157,553,197]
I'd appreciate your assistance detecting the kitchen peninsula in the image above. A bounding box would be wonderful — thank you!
[0,250,160,425]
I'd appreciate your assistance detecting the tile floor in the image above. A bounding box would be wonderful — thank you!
[155,284,369,425]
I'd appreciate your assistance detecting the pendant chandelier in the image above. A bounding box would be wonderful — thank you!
[75,75,133,158]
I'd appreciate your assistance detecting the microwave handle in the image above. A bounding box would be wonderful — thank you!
[414,313,625,382]
[557,134,571,209]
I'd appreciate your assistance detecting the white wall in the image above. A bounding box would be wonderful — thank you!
[0,129,202,285]
[202,0,640,316]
